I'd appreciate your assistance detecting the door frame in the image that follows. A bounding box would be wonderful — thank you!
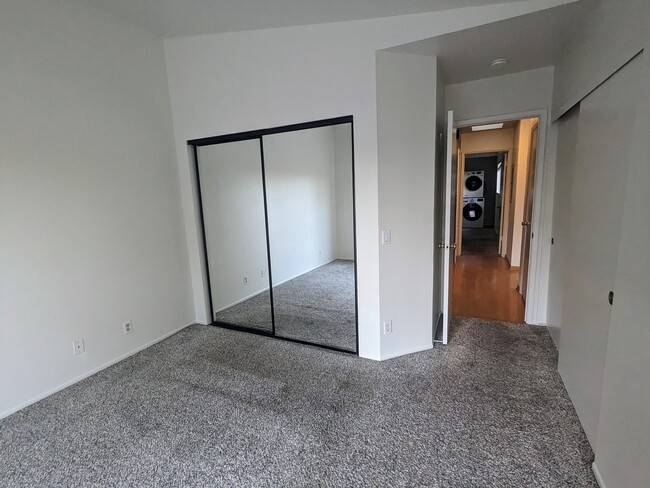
[519,121,540,298]
[456,149,513,259]
[455,109,551,325]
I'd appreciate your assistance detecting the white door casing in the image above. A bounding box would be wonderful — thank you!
[440,110,457,344]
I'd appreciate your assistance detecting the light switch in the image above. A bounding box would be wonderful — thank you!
[382,230,391,245]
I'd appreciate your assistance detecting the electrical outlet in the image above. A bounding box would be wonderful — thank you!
[382,230,392,245]
[72,338,85,356]
[383,320,393,335]
[261,269,265,278]
[122,321,133,335]
[243,276,248,285]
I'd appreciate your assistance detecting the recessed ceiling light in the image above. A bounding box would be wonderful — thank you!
[490,58,509,68]
[471,123,504,132]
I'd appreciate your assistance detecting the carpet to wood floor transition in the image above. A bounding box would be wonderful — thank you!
[0,317,597,487]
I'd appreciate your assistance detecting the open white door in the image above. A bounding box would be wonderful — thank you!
[440,111,457,344]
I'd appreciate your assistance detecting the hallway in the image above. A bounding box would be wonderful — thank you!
[452,254,525,323]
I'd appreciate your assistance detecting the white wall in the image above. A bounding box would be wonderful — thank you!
[376,51,438,359]
[552,0,646,119]
[197,140,270,312]
[263,126,337,285]
[333,125,355,260]
[556,56,641,444]
[546,105,580,347]
[0,0,193,417]
[163,0,567,359]
[446,67,557,325]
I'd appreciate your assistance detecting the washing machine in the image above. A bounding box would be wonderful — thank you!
[463,171,485,197]
[462,197,485,228]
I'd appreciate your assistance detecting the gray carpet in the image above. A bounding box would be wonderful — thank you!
[213,292,274,332]
[0,317,597,487]
[214,260,356,351]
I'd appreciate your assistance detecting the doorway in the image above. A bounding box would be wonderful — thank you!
[451,117,540,323]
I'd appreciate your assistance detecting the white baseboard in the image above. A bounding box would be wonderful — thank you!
[214,288,269,313]
[592,462,606,488]
[214,258,343,315]
[380,343,433,361]
[0,322,195,419]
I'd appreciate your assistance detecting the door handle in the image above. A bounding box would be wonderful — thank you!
[521,221,531,226]
[608,291,614,306]
[450,243,457,249]
[437,243,446,249]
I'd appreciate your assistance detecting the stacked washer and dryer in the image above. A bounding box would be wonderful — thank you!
[462,171,485,228]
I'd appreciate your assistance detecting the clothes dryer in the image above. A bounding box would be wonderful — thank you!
[463,171,485,197]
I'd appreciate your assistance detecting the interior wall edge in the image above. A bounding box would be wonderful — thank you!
[376,50,437,359]
[182,144,213,325]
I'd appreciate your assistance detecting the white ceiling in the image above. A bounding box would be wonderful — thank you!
[79,0,529,39]
[389,1,587,84]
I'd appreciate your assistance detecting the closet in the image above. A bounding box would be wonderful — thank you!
[191,116,358,353]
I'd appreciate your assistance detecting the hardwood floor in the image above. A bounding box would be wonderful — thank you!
[452,254,526,323]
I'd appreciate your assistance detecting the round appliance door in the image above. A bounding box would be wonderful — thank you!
[463,202,483,221]
[465,175,483,193]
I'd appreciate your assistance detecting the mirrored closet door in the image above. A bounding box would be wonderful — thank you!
[196,139,273,333]
[263,124,356,351]
[192,117,357,353]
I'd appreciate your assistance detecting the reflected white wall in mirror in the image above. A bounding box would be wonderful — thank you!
[197,140,272,331]
[265,127,330,283]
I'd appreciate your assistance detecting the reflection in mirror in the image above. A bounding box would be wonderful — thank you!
[264,123,356,351]
[197,140,273,332]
